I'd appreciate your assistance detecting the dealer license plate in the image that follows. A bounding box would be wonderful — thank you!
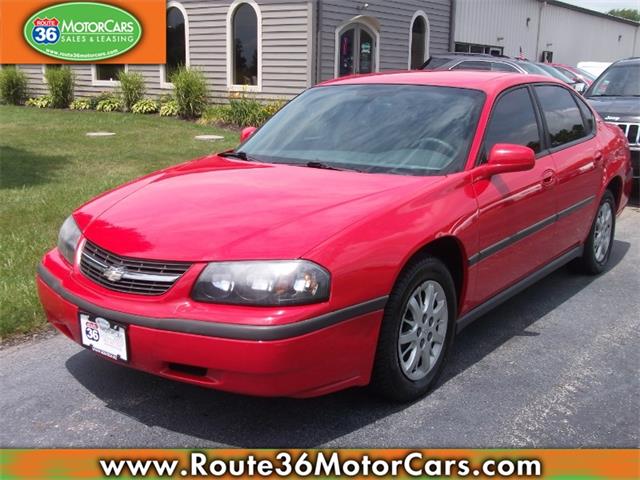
[79,313,128,362]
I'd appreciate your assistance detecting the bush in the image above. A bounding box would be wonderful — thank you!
[88,92,113,110]
[171,67,208,119]
[25,96,52,108]
[131,98,159,114]
[200,96,284,128]
[44,66,74,108]
[159,98,178,117]
[118,71,145,112]
[96,97,123,112]
[0,67,28,105]
[69,99,91,110]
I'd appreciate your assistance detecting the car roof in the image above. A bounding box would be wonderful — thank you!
[612,57,640,66]
[318,70,560,96]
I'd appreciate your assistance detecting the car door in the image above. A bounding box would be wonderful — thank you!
[533,84,603,253]
[471,86,559,304]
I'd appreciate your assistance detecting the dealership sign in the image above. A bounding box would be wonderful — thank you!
[23,2,142,61]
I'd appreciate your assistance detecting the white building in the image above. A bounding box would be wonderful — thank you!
[453,0,640,66]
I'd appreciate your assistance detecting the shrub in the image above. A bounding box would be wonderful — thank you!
[96,97,123,112]
[88,92,113,110]
[25,96,52,108]
[69,99,91,110]
[118,71,145,111]
[159,98,179,117]
[131,98,159,114]
[171,67,208,119]
[0,67,28,105]
[200,97,284,128]
[199,105,225,125]
[44,66,74,108]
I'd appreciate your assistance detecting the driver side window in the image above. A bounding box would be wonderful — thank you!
[481,87,542,163]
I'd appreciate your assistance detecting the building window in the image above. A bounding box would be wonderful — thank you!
[93,64,126,85]
[335,21,379,77]
[227,0,261,90]
[455,42,503,56]
[162,2,189,87]
[409,12,430,69]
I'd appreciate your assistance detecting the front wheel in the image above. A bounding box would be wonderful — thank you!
[371,257,456,402]
[576,191,616,275]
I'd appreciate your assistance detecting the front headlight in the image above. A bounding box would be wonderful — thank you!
[57,215,81,264]
[192,261,331,306]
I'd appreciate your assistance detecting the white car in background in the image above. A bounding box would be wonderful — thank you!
[578,62,612,78]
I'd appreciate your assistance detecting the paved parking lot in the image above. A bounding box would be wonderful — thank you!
[1,209,638,449]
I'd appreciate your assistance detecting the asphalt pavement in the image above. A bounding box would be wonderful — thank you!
[1,209,638,449]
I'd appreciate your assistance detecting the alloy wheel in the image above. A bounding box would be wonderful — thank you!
[398,280,448,381]
[593,201,613,263]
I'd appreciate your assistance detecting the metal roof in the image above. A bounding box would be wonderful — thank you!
[542,0,640,27]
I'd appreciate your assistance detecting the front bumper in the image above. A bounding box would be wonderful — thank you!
[37,251,385,398]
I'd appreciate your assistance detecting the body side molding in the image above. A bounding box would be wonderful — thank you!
[457,245,584,332]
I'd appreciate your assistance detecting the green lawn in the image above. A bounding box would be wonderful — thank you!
[0,106,237,338]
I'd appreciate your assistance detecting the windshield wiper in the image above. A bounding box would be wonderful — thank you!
[304,161,361,172]
[219,151,256,162]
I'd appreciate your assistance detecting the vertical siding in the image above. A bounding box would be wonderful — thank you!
[455,0,640,65]
[454,0,540,58]
[317,0,452,82]
[538,3,638,65]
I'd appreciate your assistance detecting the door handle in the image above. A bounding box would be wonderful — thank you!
[594,152,604,166]
[541,169,556,188]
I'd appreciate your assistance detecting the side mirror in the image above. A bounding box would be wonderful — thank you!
[478,144,536,178]
[240,126,257,143]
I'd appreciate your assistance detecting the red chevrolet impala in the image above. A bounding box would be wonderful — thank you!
[37,71,632,401]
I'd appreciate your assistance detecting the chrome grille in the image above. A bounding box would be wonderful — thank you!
[80,241,191,295]
[614,122,640,146]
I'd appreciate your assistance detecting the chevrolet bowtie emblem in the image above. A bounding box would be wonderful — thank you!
[103,266,126,282]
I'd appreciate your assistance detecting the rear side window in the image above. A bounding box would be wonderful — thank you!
[452,61,492,71]
[575,96,595,135]
[482,87,541,160]
[535,85,586,148]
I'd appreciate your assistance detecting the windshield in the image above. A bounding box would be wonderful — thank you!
[587,64,640,97]
[422,57,454,70]
[239,85,485,176]
[515,62,548,75]
[536,64,574,83]
[576,68,596,81]
[554,66,580,82]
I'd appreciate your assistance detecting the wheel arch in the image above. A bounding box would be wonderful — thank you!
[605,175,623,211]
[396,236,468,312]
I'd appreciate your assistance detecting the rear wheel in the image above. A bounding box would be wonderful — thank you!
[575,191,616,275]
[371,257,456,402]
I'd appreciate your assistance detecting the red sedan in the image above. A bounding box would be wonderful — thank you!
[37,72,632,401]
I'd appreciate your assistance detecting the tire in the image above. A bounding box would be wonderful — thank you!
[575,190,616,275]
[371,257,457,402]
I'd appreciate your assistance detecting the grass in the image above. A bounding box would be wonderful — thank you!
[0,106,237,339]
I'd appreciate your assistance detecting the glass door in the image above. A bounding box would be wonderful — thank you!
[338,24,376,77]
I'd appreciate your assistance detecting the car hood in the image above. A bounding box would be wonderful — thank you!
[586,96,640,122]
[77,155,435,262]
